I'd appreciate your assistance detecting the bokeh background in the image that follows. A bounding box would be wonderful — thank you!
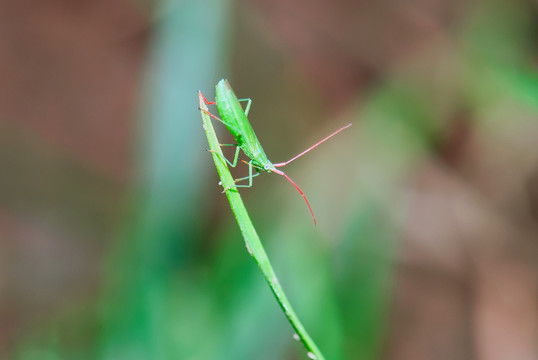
[1,0,537,359]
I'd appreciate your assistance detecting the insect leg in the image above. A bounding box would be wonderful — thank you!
[200,108,242,135]
[200,90,250,115]
[229,145,241,167]
[231,171,260,186]
[219,144,241,166]
[237,98,252,116]
[200,91,216,105]
[200,108,227,126]
[221,160,259,192]
[208,145,241,168]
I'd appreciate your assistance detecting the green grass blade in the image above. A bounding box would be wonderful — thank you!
[199,95,326,360]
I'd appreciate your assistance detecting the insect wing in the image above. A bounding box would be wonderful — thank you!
[215,80,268,163]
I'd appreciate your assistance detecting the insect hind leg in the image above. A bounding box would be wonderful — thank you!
[200,107,242,135]
[200,91,216,105]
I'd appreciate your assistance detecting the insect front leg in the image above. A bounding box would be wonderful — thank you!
[230,160,260,187]
[221,160,260,192]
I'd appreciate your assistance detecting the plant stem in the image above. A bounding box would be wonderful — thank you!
[199,93,325,360]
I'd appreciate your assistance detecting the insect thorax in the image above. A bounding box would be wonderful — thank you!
[242,148,271,172]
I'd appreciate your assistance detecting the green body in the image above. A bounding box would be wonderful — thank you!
[215,79,273,172]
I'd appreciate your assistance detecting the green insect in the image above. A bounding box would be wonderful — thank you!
[200,79,351,225]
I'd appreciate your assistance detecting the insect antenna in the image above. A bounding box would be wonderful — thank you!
[273,123,352,168]
[271,168,316,225]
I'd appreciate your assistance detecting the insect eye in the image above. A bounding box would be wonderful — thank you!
[264,164,270,170]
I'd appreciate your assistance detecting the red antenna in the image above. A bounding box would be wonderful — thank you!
[273,123,352,168]
[271,168,317,225]
[272,123,352,225]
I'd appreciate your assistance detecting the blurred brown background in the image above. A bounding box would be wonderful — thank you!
[0,0,537,359]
